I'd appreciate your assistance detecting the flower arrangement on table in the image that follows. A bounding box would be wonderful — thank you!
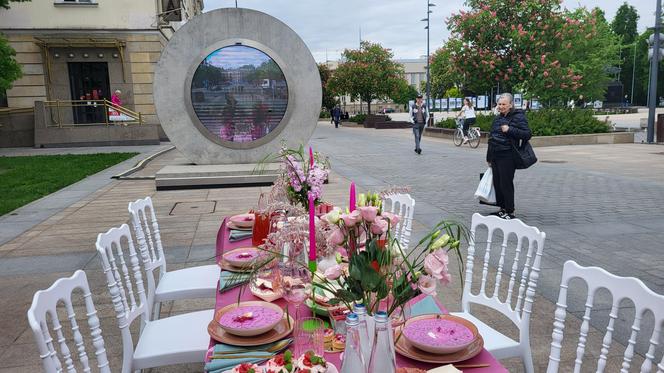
[314,191,467,317]
[276,145,330,211]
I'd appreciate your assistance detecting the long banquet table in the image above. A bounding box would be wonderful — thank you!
[208,217,508,372]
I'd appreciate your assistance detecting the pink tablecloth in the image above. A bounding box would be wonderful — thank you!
[210,217,508,372]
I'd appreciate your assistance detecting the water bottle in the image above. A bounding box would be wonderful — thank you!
[353,303,373,364]
[341,313,367,373]
[368,311,396,373]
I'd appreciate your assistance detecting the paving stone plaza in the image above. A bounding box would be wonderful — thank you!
[0,123,662,372]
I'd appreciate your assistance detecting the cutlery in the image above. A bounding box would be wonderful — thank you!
[453,363,490,369]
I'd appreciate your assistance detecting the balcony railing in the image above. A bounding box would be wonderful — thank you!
[43,99,143,127]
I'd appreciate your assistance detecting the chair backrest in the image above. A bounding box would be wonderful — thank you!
[128,197,166,292]
[382,193,415,249]
[27,270,111,373]
[96,224,149,373]
[547,260,664,373]
[462,213,546,339]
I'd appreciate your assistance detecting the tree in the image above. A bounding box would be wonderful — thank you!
[327,41,405,114]
[611,2,639,44]
[390,80,419,110]
[0,0,29,9]
[430,42,465,97]
[443,0,619,103]
[318,63,337,111]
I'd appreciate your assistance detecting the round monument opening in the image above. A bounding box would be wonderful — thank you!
[190,45,289,144]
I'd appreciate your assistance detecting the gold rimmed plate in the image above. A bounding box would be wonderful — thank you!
[218,257,253,273]
[228,221,253,231]
[208,307,294,346]
[223,247,260,268]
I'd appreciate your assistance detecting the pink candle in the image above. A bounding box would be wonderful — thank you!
[309,146,314,167]
[308,194,316,262]
[349,182,356,212]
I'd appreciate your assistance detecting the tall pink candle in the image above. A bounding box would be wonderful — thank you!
[308,194,316,262]
[349,182,356,212]
[309,146,314,167]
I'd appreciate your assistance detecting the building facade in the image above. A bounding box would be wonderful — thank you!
[0,0,203,129]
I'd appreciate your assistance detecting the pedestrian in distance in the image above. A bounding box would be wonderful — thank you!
[575,94,585,109]
[329,108,334,124]
[486,93,532,220]
[456,98,476,144]
[410,94,428,154]
[332,105,341,128]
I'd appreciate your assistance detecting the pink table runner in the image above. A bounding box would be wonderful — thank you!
[210,217,508,372]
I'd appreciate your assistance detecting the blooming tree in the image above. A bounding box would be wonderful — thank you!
[438,0,619,102]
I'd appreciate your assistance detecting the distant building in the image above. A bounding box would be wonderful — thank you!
[325,58,427,114]
[0,0,203,129]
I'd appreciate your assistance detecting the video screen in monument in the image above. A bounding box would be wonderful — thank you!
[191,45,288,143]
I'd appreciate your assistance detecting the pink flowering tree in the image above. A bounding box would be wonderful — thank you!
[438,0,619,102]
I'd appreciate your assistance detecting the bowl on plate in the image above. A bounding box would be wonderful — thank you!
[229,213,255,228]
[402,314,478,354]
[222,247,260,268]
[217,301,284,337]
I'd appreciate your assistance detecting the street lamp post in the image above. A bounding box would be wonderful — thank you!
[421,2,435,122]
[647,0,662,144]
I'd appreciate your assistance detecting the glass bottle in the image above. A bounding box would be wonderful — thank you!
[368,311,396,373]
[341,313,367,373]
[353,303,373,365]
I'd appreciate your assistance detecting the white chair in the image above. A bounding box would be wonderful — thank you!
[128,196,219,320]
[547,260,664,373]
[27,270,112,373]
[382,193,415,249]
[96,224,214,372]
[451,213,546,373]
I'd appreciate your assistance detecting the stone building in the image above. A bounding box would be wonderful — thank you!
[0,0,203,145]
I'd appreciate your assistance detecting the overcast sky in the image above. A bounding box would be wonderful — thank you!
[203,0,656,62]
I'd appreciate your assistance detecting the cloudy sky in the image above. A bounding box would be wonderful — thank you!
[203,0,656,62]
[206,45,270,69]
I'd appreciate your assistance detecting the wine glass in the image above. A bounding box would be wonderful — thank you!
[279,261,312,325]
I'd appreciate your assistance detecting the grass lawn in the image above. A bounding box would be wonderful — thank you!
[0,152,138,216]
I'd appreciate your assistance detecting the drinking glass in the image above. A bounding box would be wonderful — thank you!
[293,317,325,357]
[252,211,270,247]
[279,261,312,325]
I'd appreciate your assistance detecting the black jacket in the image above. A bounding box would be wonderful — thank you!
[486,109,532,161]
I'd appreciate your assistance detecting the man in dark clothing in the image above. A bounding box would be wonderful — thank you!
[575,95,585,109]
[486,93,532,219]
[332,106,341,128]
[410,95,427,154]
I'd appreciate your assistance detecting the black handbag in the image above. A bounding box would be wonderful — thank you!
[512,139,537,169]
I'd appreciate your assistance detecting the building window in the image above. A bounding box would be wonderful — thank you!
[0,89,7,108]
[54,0,98,6]
[161,0,182,22]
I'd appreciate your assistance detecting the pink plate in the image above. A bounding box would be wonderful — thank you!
[222,247,260,268]
[217,301,284,337]
[402,314,478,354]
[229,213,255,228]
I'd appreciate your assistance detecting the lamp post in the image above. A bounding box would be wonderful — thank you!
[421,2,435,119]
[646,0,662,144]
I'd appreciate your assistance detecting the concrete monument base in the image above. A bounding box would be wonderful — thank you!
[155,163,281,190]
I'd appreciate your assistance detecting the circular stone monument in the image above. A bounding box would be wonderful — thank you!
[154,8,322,165]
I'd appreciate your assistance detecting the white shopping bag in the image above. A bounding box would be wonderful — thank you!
[474,167,496,204]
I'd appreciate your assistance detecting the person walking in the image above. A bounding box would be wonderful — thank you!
[456,98,476,144]
[410,94,427,154]
[486,93,532,220]
[332,105,341,128]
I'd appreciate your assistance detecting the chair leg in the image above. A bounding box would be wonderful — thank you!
[152,301,162,320]
[522,347,535,373]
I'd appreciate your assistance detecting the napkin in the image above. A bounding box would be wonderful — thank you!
[219,270,250,293]
[410,295,443,317]
[229,229,252,242]
[427,365,462,373]
[204,338,292,373]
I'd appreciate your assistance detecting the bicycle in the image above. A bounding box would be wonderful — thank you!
[453,118,481,148]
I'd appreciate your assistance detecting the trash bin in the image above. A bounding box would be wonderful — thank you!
[428,112,434,127]
[658,114,664,143]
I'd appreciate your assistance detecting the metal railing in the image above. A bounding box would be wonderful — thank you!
[43,99,143,127]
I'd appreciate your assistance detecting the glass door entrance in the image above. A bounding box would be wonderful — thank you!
[68,62,110,124]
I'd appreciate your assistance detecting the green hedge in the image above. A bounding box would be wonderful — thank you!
[435,109,610,136]
[320,110,331,119]
[349,114,367,124]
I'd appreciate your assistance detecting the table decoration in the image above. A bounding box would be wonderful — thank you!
[220,270,251,293]
[274,145,330,211]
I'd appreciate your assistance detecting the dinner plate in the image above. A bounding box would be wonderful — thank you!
[218,257,253,273]
[227,221,253,231]
[402,314,478,354]
[215,301,284,337]
[250,278,283,302]
[394,324,484,364]
[209,311,294,346]
[223,247,260,268]
[229,213,255,228]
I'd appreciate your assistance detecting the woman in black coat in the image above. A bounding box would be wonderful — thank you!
[486,93,532,219]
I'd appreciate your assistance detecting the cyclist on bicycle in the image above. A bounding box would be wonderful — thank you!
[456,98,476,144]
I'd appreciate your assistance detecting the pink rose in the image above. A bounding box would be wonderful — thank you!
[327,226,345,246]
[340,210,361,226]
[358,206,379,223]
[417,275,437,296]
[324,264,343,280]
[380,211,400,228]
[424,249,449,281]
[370,218,388,235]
